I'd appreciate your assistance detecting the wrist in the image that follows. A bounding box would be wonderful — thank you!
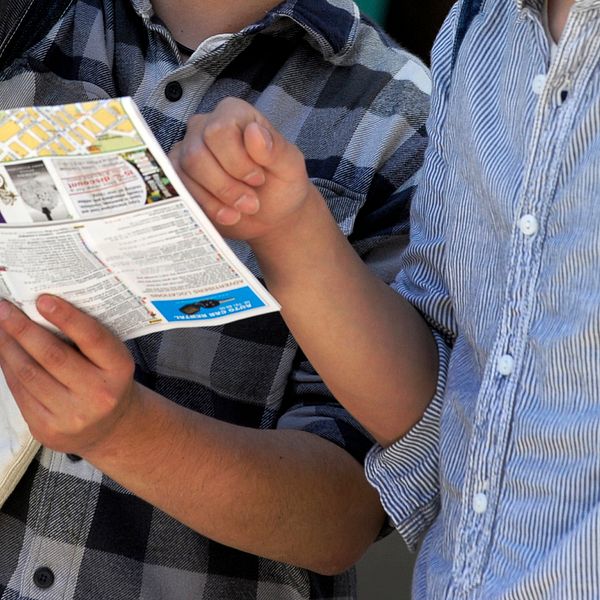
[250,183,334,258]
[248,183,354,303]
[81,382,156,465]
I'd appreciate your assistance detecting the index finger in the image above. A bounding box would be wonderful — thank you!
[200,98,268,185]
[36,295,132,373]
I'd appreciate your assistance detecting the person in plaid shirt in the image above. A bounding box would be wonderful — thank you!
[0,0,430,598]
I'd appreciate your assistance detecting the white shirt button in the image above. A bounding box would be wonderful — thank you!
[472,492,488,514]
[497,354,515,376]
[519,214,539,236]
[532,74,546,94]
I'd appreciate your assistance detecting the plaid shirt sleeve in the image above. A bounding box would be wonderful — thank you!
[277,351,375,463]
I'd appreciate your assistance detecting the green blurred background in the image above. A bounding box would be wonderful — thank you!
[356,0,389,23]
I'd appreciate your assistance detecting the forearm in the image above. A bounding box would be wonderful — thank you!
[84,385,384,575]
[252,185,438,446]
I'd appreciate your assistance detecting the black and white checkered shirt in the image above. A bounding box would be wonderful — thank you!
[0,0,430,598]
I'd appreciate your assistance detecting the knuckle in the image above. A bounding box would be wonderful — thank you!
[10,314,31,338]
[0,330,11,351]
[203,119,228,141]
[215,181,240,200]
[16,362,38,385]
[179,140,208,171]
[94,386,119,413]
[55,304,75,329]
[216,97,242,112]
[43,342,68,369]
[110,351,135,381]
[79,322,106,349]
[185,113,205,131]
[69,410,90,433]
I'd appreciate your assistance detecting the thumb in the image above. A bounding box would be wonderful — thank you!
[243,121,306,182]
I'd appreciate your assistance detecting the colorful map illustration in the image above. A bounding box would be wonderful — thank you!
[0,99,144,162]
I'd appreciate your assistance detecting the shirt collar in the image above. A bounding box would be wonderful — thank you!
[517,0,600,13]
[128,0,360,59]
[516,0,542,13]
[265,0,360,58]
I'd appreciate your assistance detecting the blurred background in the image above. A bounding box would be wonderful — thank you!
[356,530,416,600]
[357,0,453,64]
[351,0,453,597]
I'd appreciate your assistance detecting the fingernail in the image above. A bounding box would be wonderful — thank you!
[258,125,273,152]
[234,194,260,214]
[37,295,57,314]
[216,207,241,225]
[0,300,10,320]
[243,170,265,186]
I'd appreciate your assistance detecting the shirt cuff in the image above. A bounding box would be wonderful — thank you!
[364,330,449,551]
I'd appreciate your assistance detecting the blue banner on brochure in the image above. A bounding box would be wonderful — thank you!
[152,287,265,322]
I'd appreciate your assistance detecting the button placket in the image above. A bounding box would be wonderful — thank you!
[472,492,488,514]
[451,163,547,591]
[518,214,539,236]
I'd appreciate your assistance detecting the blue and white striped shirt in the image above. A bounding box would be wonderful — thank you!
[365,0,600,597]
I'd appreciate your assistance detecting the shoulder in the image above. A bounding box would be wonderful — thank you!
[331,16,431,121]
[268,1,431,121]
[349,17,431,91]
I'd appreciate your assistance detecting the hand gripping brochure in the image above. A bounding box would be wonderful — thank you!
[0,97,280,506]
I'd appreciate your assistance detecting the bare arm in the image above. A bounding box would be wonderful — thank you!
[93,384,385,575]
[0,296,383,574]
[169,98,439,446]
[251,189,437,446]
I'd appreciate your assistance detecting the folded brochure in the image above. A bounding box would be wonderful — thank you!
[0,97,280,505]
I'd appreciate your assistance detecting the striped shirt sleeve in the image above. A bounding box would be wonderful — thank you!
[364,3,461,551]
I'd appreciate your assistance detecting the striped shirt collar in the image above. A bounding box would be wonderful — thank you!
[516,0,600,13]
[128,0,360,59]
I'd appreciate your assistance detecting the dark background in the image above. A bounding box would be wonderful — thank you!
[359,0,454,63]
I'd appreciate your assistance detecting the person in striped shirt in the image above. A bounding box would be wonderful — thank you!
[145,0,599,597]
